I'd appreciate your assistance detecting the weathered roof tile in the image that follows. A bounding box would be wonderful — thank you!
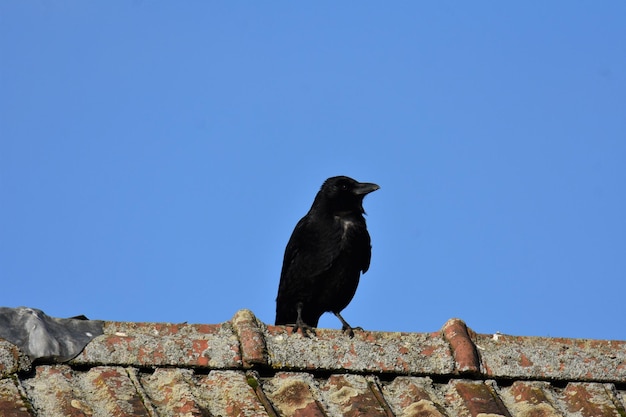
[321,374,390,417]
[1,309,625,416]
[20,365,87,417]
[232,309,268,368]
[561,382,624,417]
[382,376,447,417]
[0,378,32,417]
[449,380,511,417]
[443,318,481,375]
[265,325,453,374]
[477,334,626,382]
[499,381,563,417]
[262,372,326,417]
[0,339,31,378]
[80,366,149,417]
[73,321,240,369]
[197,370,270,417]
[139,368,206,417]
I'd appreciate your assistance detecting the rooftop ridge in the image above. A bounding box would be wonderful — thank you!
[3,309,624,385]
[1,309,626,417]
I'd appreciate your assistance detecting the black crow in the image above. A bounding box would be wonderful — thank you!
[275,176,379,336]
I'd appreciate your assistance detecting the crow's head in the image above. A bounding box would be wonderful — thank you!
[315,176,380,214]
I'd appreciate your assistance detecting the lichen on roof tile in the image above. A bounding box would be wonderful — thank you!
[0,378,32,417]
[560,382,624,417]
[0,339,31,378]
[2,309,626,416]
[262,372,325,417]
[320,374,389,417]
[72,321,241,369]
[382,376,447,417]
[20,365,83,417]
[498,381,562,417]
[80,366,150,416]
[265,326,453,374]
[453,380,512,417]
[140,368,207,416]
[477,334,626,382]
[196,370,270,417]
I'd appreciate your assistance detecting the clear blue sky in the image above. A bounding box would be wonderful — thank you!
[2,2,625,340]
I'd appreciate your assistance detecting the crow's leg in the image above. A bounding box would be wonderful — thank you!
[292,302,316,337]
[333,312,362,338]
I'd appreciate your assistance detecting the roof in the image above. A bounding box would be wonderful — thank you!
[1,309,625,417]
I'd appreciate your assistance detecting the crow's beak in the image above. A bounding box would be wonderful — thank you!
[354,182,380,195]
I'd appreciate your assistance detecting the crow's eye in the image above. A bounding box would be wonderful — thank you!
[340,183,348,190]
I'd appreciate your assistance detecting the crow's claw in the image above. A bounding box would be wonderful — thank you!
[334,311,362,338]
[342,325,363,338]
[292,320,316,337]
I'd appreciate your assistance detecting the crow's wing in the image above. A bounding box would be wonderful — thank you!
[277,213,343,296]
[275,213,345,326]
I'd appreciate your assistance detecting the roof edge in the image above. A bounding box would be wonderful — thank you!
[2,309,624,385]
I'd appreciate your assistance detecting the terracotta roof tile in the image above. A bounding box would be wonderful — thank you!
[203,370,274,416]
[74,321,240,369]
[1,309,625,416]
[501,381,563,417]
[442,318,481,375]
[265,325,453,375]
[0,339,30,379]
[477,333,626,383]
[0,378,32,417]
[263,372,326,417]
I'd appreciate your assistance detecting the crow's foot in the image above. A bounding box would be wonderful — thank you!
[334,312,362,338]
[292,302,316,337]
[341,324,363,338]
[292,318,316,337]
